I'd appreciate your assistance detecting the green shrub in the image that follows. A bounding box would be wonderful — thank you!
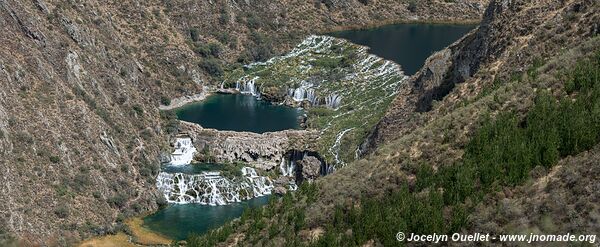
[132,104,144,115]
[160,95,171,105]
[107,194,127,208]
[54,205,69,218]
[193,42,222,58]
[407,0,417,12]
[160,110,179,134]
[120,164,129,172]
[92,191,102,199]
[199,58,223,77]
[49,156,60,163]
[189,27,200,42]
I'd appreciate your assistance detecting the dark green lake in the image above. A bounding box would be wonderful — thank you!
[144,196,270,240]
[329,23,476,75]
[176,94,302,133]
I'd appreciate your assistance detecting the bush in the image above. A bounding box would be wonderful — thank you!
[49,156,60,163]
[199,58,223,77]
[132,104,144,115]
[92,191,102,199]
[120,164,129,172]
[160,110,179,134]
[54,205,69,218]
[407,0,417,12]
[189,27,200,42]
[193,42,222,58]
[107,194,128,208]
[160,95,171,105]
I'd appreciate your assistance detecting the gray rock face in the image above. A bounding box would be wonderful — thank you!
[297,155,321,181]
[179,121,319,171]
[273,176,292,195]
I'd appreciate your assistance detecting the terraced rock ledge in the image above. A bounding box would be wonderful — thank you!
[221,35,408,166]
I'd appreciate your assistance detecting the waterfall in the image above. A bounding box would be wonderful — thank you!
[320,160,334,176]
[293,87,305,101]
[157,167,273,205]
[306,89,317,105]
[279,158,295,177]
[236,77,260,97]
[287,81,319,106]
[168,137,197,166]
[325,93,342,109]
[329,128,354,167]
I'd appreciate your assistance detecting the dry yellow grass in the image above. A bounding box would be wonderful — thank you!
[78,233,136,247]
[77,217,172,247]
[126,218,172,245]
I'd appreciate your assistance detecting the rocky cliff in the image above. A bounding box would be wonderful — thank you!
[180,121,319,170]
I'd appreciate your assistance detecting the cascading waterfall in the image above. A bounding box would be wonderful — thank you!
[329,128,354,167]
[287,81,319,106]
[279,158,295,177]
[168,137,197,166]
[236,77,260,96]
[156,167,273,205]
[320,160,335,176]
[325,93,342,109]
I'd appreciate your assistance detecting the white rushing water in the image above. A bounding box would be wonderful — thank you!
[236,77,260,96]
[168,137,197,166]
[156,167,273,205]
[329,128,355,167]
[279,158,295,177]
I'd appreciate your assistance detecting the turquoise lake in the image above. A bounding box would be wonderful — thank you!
[144,196,271,240]
[176,93,303,133]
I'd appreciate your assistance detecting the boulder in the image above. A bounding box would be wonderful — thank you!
[297,155,322,181]
[273,186,288,195]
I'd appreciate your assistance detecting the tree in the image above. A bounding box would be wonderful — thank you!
[407,0,417,12]
[199,59,223,77]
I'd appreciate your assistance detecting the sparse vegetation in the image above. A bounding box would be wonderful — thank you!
[407,0,417,12]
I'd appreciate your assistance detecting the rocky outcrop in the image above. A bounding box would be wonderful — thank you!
[296,155,322,182]
[179,121,319,171]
